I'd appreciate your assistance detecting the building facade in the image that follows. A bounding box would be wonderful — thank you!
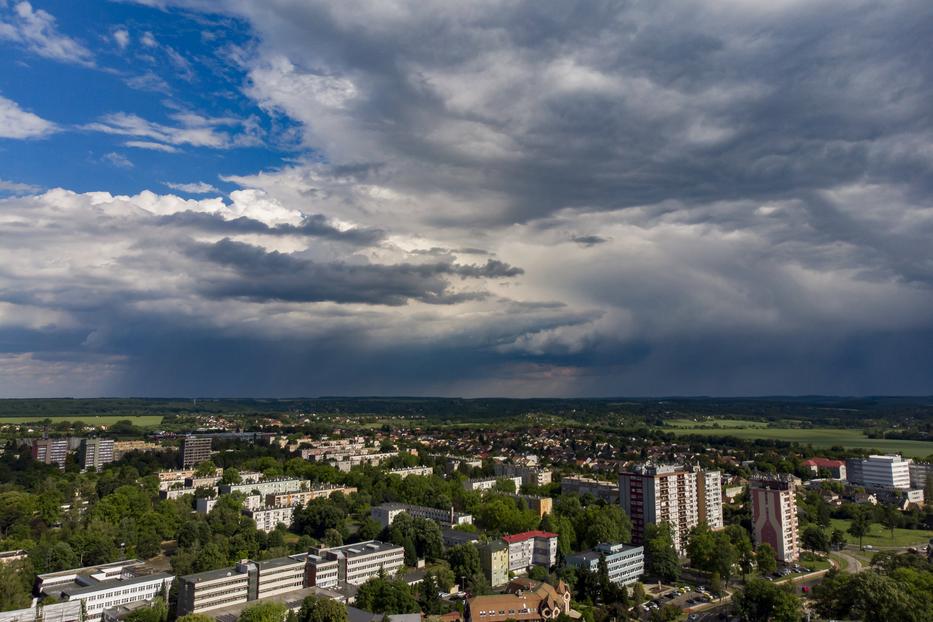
[560,476,619,503]
[494,464,553,488]
[566,543,644,586]
[80,439,114,471]
[501,531,558,572]
[309,541,405,586]
[618,464,699,552]
[750,474,800,563]
[245,506,295,532]
[32,439,69,469]
[909,462,933,489]
[179,436,212,468]
[220,478,307,497]
[388,466,434,478]
[265,485,358,508]
[371,503,473,529]
[477,541,510,587]
[846,455,911,489]
[695,468,724,530]
[464,476,524,492]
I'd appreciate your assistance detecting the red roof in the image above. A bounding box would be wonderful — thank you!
[501,530,559,543]
[803,458,844,468]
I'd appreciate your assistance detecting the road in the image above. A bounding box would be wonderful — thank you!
[832,550,863,573]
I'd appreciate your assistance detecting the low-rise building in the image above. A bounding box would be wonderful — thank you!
[309,541,405,586]
[506,494,552,518]
[371,503,473,529]
[909,462,933,489]
[245,506,295,532]
[502,531,558,572]
[566,543,644,586]
[494,464,552,488]
[560,476,619,504]
[477,541,509,587]
[265,485,358,508]
[801,458,847,480]
[37,561,173,622]
[464,476,523,492]
[388,466,434,478]
[220,478,307,497]
[846,455,911,489]
[0,600,83,622]
[466,578,572,622]
[195,494,261,514]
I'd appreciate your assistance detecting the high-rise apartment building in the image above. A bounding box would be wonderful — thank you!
[695,468,724,530]
[32,438,70,469]
[80,438,115,471]
[179,436,212,468]
[750,474,799,563]
[846,455,911,490]
[618,464,699,552]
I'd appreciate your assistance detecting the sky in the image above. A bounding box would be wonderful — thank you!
[1,0,932,397]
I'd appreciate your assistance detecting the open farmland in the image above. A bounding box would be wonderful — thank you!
[666,425,933,458]
[0,415,164,427]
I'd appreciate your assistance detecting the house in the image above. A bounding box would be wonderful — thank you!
[466,579,575,622]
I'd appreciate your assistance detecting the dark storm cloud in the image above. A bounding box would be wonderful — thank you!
[571,235,608,247]
[186,238,521,305]
[155,211,386,245]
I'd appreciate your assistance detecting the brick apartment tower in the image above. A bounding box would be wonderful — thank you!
[618,463,699,552]
[750,474,799,563]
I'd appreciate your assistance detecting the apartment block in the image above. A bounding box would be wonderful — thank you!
[846,455,911,489]
[560,476,619,503]
[464,476,524,492]
[112,441,168,460]
[695,468,724,530]
[494,464,553,488]
[265,485,358,508]
[618,463,699,552]
[220,478,307,497]
[909,462,933,489]
[371,503,473,529]
[244,506,295,532]
[179,436,212,468]
[566,542,644,586]
[37,561,173,622]
[80,439,114,471]
[0,600,83,622]
[750,474,799,563]
[32,439,69,469]
[477,541,510,587]
[506,494,553,518]
[502,531,558,572]
[196,495,262,515]
[177,561,254,616]
[309,541,405,585]
[388,466,434,478]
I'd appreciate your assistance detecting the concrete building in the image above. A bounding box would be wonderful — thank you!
[494,464,553,488]
[750,474,799,563]
[506,494,552,518]
[502,531,558,572]
[695,468,724,530]
[196,495,261,514]
[112,441,168,460]
[309,541,405,586]
[464,476,524,492]
[566,543,644,586]
[477,541,510,587]
[32,438,69,469]
[177,561,254,616]
[847,455,911,489]
[220,478,307,497]
[560,476,619,503]
[371,503,473,529]
[909,461,933,489]
[388,466,434,478]
[618,463,699,552]
[37,561,173,622]
[265,485,358,508]
[801,458,846,480]
[245,506,295,532]
[179,436,212,468]
[0,600,83,622]
[80,439,114,471]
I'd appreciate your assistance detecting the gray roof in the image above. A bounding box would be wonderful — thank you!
[256,556,304,569]
[59,572,173,597]
[180,566,247,584]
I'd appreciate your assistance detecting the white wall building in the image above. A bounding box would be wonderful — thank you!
[859,455,911,490]
[566,543,644,586]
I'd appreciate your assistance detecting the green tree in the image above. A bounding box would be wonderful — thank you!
[177,615,215,622]
[644,523,680,582]
[355,576,420,615]
[829,528,847,550]
[754,544,777,576]
[801,525,829,553]
[221,468,242,485]
[879,505,899,545]
[848,507,873,550]
[193,461,217,478]
[733,578,802,622]
[0,561,34,611]
[297,594,348,622]
[239,602,288,622]
[710,571,722,600]
[446,543,483,588]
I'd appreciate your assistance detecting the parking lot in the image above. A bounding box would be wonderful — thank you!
[639,586,716,617]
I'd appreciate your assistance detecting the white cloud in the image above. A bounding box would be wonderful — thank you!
[0,94,57,138]
[103,152,133,168]
[84,112,256,149]
[125,140,179,152]
[113,28,129,50]
[0,1,94,66]
[164,181,219,194]
[0,178,40,193]
[140,31,157,48]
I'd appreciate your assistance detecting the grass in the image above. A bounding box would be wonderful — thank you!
[0,415,164,427]
[666,425,933,458]
[829,518,933,548]
[666,418,771,428]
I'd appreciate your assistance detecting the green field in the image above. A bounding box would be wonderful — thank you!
[667,425,933,458]
[667,418,771,428]
[829,518,933,548]
[0,415,164,427]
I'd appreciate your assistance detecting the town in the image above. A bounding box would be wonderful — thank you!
[0,400,931,622]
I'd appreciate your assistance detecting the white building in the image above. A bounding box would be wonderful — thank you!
[220,478,308,497]
[245,506,295,532]
[463,476,523,492]
[0,600,83,622]
[857,455,912,490]
[494,464,552,487]
[566,543,644,586]
[501,531,558,572]
[696,468,724,530]
[908,462,933,489]
[37,561,173,622]
[388,466,434,478]
[618,464,699,552]
[195,494,261,514]
[371,503,473,528]
[310,541,405,585]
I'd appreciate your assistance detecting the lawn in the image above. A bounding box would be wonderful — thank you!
[666,425,933,458]
[829,518,933,548]
[666,418,771,429]
[0,415,164,427]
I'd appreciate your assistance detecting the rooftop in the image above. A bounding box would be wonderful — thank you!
[502,530,558,544]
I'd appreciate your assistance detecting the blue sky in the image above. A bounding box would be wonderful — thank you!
[1,1,933,397]
[0,0,298,196]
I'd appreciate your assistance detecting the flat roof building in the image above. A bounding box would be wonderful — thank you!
[371,503,473,529]
[179,436,212,468]
[80,439,114,471]
[566,543,644,586]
